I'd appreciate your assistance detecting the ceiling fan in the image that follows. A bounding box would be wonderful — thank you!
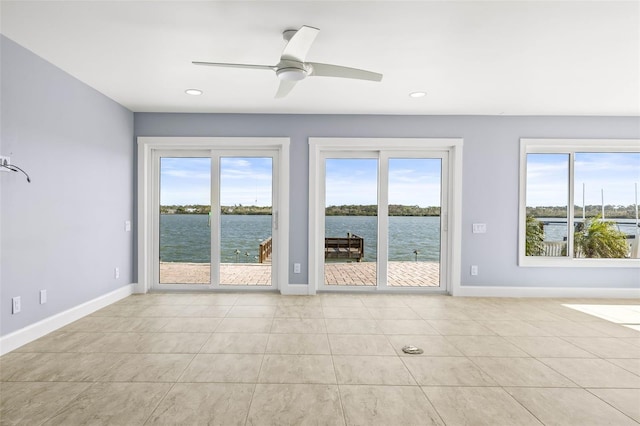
[193,25,383,98]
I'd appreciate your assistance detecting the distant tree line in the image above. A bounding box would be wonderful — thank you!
[161,204,441,216]
[160,205,272,215]
[325,204,441,216]
[527,205,637,219]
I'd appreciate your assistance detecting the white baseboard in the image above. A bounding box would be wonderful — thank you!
[0,284,134,355]
[280,283,312,295]
[453,285,640,298]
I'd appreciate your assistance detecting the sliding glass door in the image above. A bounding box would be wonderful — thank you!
[154,150,278,290]
[318,150,448,291]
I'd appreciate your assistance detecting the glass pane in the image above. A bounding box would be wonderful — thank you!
[325,158,378,286]
[525,153,569,257]
[388,158,441,287]
[159,157,211,284]
[220,157,273,285]
[574,152,640,259]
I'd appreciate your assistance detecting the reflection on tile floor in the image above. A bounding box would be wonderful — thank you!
[1,293,639,425]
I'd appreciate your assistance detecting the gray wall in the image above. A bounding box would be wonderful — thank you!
[1,36,134,336]
[135,113,640,288]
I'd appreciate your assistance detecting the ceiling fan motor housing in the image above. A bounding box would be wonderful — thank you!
[276,60,308,81]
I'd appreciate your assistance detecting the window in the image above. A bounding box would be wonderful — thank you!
[519,139,640,267]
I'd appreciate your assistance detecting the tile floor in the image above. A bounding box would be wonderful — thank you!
[1,293,639,425]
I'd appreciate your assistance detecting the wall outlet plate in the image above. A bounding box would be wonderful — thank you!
[12,296,21,314]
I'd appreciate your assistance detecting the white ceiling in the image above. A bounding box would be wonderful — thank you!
[1,1,638,116]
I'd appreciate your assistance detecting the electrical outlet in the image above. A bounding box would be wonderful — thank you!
[471,265,478,276]
[12,296,21,314]
[114,267,120,279]
[294,263,301,273]
[125,220,131,232]
[40,290,47,304]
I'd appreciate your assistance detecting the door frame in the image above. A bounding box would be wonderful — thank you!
[137,137,289,294]
[309,138,463,295]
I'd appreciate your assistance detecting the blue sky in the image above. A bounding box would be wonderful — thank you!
[325,158,442,207]
[160,157,272,206]
[527,152,640,207]
[161,157,443,207]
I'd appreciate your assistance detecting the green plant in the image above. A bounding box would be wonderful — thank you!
[574,216,628,258]
[525,215,545,256]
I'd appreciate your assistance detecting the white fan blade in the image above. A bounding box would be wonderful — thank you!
[275,80,298,98]
[308,62,382,82]
[192,61,275,71]
[281,26,320,62]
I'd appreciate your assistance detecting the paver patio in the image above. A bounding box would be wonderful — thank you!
[160,261,440,287]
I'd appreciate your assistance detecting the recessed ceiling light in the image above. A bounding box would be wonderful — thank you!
[185,89,203,96]
[409,91,427,98]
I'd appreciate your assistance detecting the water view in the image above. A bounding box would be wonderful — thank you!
[160,214,441,263]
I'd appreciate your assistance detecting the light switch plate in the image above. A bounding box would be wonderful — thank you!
[472,223,487,234]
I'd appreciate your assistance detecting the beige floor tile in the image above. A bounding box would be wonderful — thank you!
[265,333,331,354]
[587,388,640,423]
[505,336,596,358]
[200,333,269,353]
[216,317,272,333]
[91,303,145,317]
[539,358,640,388]
[98,353,194,382]
[176,305,231,318]
[376,319,439,335]
[258,354,336,384]
[523,320,609,337]
[1,352,122,382]
[271,318,327,334]
[471,357,578,387]
[319,294,365,307]
[113,317,174,332]
[328,334,396,355]
[146,383,254,425]
[606,358,640,375]
[583,320,640,338]
[42,382,171,426]
[0,382,91,425]
[274,305,324,318]
[15,331,103,353]
[325,318,381,334]
[387,335,464,357]
[82,332,210,353]
[413,307,474,320]
[234,294,281,306]
[445,335,530,357]
[323,306,373,319]
[277,295,322,307]
[340,385,443,425]
[333,355,416,385]
[139,304,189,317]
[479,320,548,336]
[426,320,497,336]
[246,384,344,426]
[160,317,222,332]
[61,316,127,332]
[562,337,640,358]
[179,353,263,383]
[505,387,638,426]
[423,386,543,426]
[366,306,421,320]
[227,305,277,318]
[402,356,497,386]
[360,295,410,308]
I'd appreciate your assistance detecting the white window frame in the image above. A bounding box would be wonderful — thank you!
[519,138,640,268]
[309,137,463,295]
[137,137,290,293]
